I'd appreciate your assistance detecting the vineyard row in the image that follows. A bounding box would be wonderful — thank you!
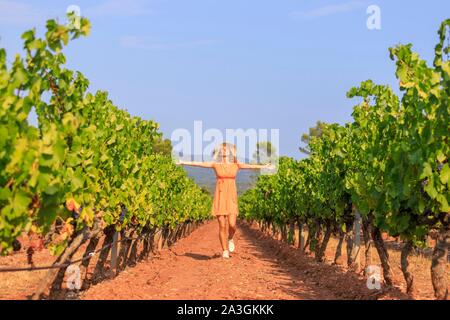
[239,19,450,300]
[0,15,211,298]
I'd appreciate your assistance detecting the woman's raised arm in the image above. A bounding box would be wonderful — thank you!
[238,163,273,170]
[177,160,214,168]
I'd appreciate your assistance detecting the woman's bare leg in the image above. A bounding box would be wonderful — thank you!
[228,214,237,240]
[217,215,229,251]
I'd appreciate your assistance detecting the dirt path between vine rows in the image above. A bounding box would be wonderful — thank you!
[82,221,389,300]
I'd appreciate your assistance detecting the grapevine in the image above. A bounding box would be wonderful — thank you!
[0,14,211,258]
[240,19,449,299]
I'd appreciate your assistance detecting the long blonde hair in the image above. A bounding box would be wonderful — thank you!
[212,143,237,163]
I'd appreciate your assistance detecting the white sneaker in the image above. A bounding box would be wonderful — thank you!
[222,250,230,259]
[228,239,235,253]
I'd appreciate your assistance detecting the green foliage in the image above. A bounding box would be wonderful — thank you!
[0,15,211,255]
[299,121,327,155]
[252,141,277,164]
[153,137,173,156]
[240,124,353,232]
[240,20,450,247]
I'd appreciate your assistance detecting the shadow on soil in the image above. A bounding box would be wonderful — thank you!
[182,253,214,260]
[238,221,411,300]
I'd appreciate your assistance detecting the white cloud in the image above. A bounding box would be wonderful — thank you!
[0,0,56,26]
[120,36,218,50]
[289,1,365,20]
[85,0,153,18]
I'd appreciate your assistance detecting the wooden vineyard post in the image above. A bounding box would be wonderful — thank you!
[157,229,164,251]
[294,223,300,248]
[299,223,305,250]
[289,220,295,245]
[110,231,119,278]
[351,211,362,271]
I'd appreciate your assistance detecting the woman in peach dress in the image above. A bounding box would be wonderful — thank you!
[178,143,270,258]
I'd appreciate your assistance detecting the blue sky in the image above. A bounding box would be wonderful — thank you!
[0,0,449,158]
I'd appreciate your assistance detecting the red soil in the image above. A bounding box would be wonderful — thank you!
[1,220,446,300]
[82,221,381,300]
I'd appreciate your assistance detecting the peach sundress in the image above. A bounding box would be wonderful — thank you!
[212,162,240,216]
